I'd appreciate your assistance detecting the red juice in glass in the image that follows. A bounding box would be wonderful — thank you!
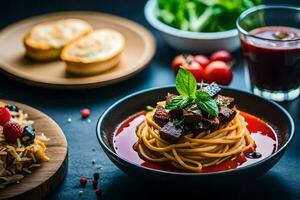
[237,6,300,101]
[240,26,300,91]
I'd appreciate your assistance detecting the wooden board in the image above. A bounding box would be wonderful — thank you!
[0,100,68,200]
[0,11,156,89]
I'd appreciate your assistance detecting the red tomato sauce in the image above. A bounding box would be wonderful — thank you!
[113,111,278,173]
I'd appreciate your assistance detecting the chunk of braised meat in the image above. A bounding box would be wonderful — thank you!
[160,121,184,143]
[187,121,210,135]
[165,93,182,118]
[153,106,170,127]
[216,95,235,108]
[219,106,236,124]
[203,117,220,131]
[202,83,221,97]
[183,125,192,133]
[169,109,183,119]
[182,103,202,124]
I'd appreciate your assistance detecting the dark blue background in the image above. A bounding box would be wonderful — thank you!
[0,1,299,199]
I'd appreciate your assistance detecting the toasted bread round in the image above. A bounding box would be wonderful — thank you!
[23,19,92,61]
[61,29,125,76]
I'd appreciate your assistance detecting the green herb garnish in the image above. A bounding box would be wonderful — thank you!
[196,121,210,130]
[146,105,155,111]
[166,68,219,116]
[216,98,229,107]
[172,118,184,128]
[175,66,197,98]
[195,90,219,116]
[165,95,193,110]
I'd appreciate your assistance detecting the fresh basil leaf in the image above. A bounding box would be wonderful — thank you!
[176,68,197,98]
[194,90,212,100]
[195,90,219,116]
[165,96,192,110]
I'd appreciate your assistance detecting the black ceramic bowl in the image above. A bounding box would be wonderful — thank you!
[96,86,294,184]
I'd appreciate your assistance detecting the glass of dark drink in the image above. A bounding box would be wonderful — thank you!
[237,6,300,101]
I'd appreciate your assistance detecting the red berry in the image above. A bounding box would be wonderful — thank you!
[95,188,102,196]
[0,107,11,126]
[80,177,88,187]
[81,108,90,118]
[3,121,23,143]
[92,180,98,189]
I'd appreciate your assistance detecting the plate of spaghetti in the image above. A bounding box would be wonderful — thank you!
[97,68,294,183]
[0,100,67,200]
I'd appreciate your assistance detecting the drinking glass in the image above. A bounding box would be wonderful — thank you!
[237,6,300,101]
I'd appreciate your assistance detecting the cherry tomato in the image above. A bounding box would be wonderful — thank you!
[204,61,233,85]
[181,63,205,82]
[210,50,233,62]
[171,54,195,73]
[194,55,210,68]
[171,54,205,82]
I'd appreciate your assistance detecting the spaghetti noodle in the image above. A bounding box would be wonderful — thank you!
[134,105,255,172]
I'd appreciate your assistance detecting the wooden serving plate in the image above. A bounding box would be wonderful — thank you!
[0,11,156,89]
[0,100,67,200]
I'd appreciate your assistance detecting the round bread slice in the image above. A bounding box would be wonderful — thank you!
[61,29,125,76]
[23,19,92,61]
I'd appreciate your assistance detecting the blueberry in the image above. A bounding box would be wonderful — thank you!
[22,125,36,145]
[5,104,19,112]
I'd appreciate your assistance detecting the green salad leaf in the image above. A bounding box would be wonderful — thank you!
[165,68,219,116]
[156,0,262,32]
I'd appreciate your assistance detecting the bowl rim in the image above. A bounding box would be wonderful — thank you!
[96,85,295,176]
[144,0,238,40]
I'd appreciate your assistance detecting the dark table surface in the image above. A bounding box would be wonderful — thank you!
[0,0,299,200]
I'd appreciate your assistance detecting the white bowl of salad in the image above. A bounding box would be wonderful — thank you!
[145,0,261,53]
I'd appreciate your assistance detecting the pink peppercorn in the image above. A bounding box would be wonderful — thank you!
[92,180,98,189]
[80,177,88,187]
[95,188,102,196]
[81,108,90,118]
